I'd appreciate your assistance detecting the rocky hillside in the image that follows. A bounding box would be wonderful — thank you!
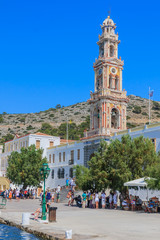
[0,95,160,138]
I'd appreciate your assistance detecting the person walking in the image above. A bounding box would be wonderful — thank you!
[113,191,118,209]
[56,185,61,203]
[82,191,87,209]
[67,190,72,206]
[66,178,69,189]
[101,191,106,209]
[109,191,113,209]
[9,189,12,201]
[95,192,99,209]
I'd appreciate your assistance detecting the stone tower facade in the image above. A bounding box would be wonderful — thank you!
[85,16,128,138]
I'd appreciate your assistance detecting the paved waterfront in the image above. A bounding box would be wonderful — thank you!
[1,198,160,240]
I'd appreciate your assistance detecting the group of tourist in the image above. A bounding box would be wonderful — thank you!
[79,190,118,209]
[66,186,160,213]
[3,188,37,200]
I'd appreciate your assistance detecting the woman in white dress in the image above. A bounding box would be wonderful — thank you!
[101,191,106,209]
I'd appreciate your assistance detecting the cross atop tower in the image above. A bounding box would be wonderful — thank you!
[108,10,111,18]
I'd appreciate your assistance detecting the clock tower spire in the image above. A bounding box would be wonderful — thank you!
[84,15,129,138]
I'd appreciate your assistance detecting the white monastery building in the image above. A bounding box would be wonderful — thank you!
[0,133,60,177]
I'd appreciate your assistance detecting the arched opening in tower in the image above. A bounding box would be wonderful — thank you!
[115,76,119,90]
[109,75,112,89]
[93,108,100,129]
[110,45,114,57]
[111,108,119,129]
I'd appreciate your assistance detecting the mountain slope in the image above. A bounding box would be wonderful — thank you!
[0,95,160,138]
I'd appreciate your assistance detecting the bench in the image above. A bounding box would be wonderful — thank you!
[0,197,7,209]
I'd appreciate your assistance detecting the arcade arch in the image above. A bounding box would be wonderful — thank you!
[111,108,119,129]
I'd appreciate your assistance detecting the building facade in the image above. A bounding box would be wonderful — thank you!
[46,141,84,189]
[111,122,160,152]
[0,132,60,177]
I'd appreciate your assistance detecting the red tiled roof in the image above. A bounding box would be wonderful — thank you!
[34,132,52,136]
[60,139,75,144]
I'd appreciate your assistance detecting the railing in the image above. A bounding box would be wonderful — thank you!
[68,159,74,165]
[89,89,127,101]
[84,128,111,138]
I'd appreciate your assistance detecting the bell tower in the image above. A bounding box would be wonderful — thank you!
[85,16,129,138]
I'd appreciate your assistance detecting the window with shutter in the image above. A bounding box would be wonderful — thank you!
[36,140,40,149]
[59,153,61,162]
[53,154,55,163]
[51,170,54,179]
[50,141,54,147]
[77,149,80,160]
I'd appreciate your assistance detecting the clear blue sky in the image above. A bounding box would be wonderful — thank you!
[0,0,160,114]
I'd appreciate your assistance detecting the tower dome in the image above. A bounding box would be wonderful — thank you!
[103,16,115,27]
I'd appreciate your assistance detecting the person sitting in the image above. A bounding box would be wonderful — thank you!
[122,197,130,210]
[135,196,143,211]
[33,207,42,220]
[130,195,136,211]
[144,199,155,213]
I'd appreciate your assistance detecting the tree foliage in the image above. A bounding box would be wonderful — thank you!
[7,145,47,189]
[146,153,160,189]
[0,115,3,123]
[74,165,92,191]
[0,134,14,146]
[74,135,158,192]
[38,116,90,140]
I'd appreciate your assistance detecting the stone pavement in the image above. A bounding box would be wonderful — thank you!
[1,198,160,240]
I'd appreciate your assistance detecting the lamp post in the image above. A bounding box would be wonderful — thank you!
[40,163,50,220]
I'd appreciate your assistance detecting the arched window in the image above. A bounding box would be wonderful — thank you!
[93,108,100,129]
[57,168,65,179]
[51,170,54,179]
[115,76,119,90]
[69,168,73,178]
[111,108,119,129]
[110,45,114,57]
[57,169,61,179]
[61,168,65,179]
[109,75,112,89]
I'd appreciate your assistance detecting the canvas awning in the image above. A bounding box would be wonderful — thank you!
[124,177,151,187]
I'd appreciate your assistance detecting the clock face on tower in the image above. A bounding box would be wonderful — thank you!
[111,67,117,75]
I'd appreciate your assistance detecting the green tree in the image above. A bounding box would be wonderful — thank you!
[55,104,61,109]
[40,123,53,135]
[146,153,160,189]
[74,165,91,191]
[88,141,109,191]
[152,101,160,111]
[0,134,14,145]
[38,116,90,140]
[0,115,3,123]
[132,105,141,114]
[7,145,47,189]
[88,136,158,192]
